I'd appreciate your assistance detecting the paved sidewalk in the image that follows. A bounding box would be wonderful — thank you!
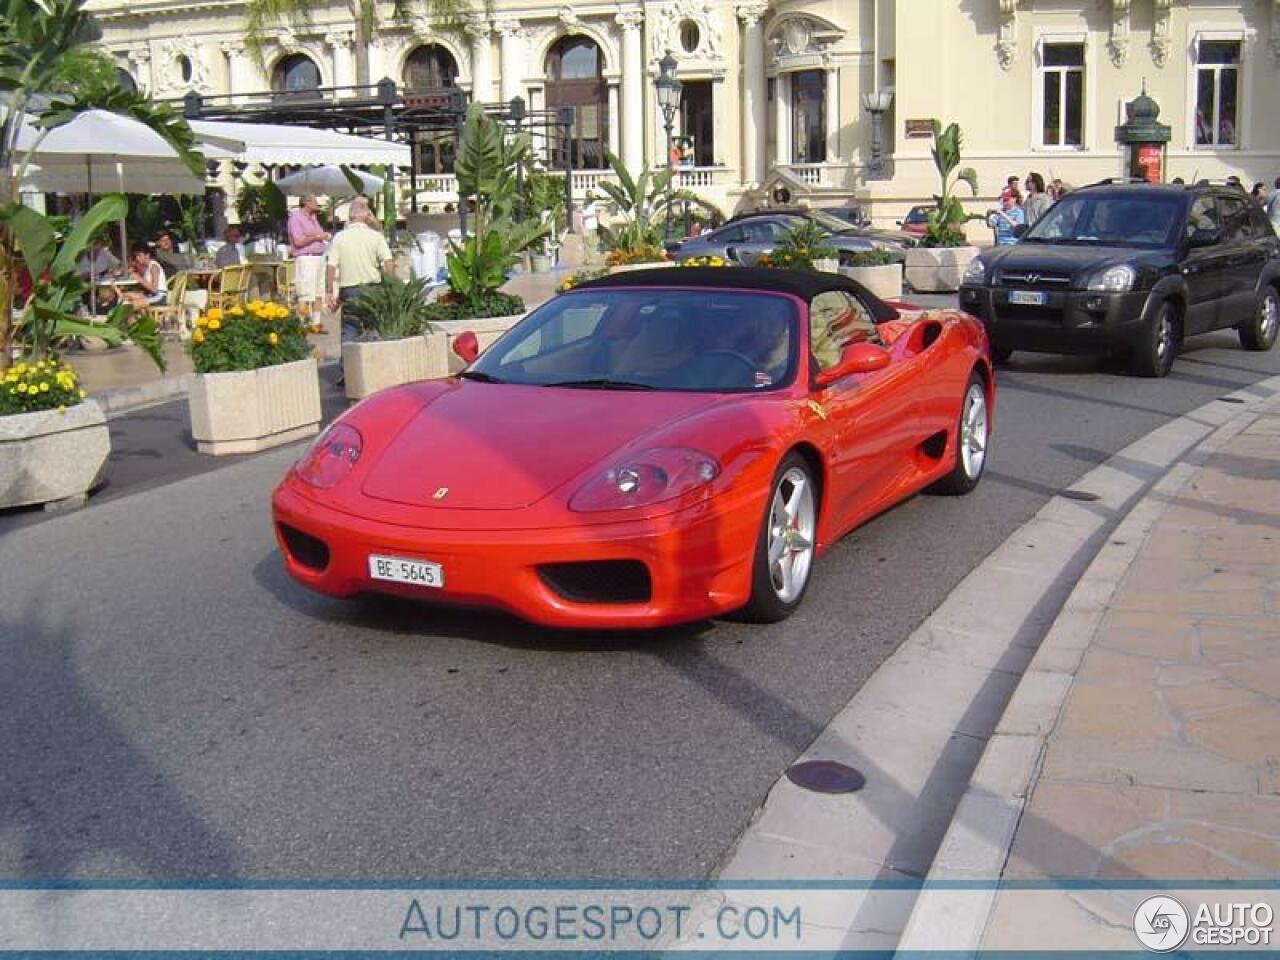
[902,392,1280,950]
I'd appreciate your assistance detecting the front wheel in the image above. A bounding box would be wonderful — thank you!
[740,453,818,623]
[1130,301,1178,378]
[1239,286,1280,352]
[931,372,990,495]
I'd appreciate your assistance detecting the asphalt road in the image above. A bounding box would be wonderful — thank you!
[2,330,1278,883]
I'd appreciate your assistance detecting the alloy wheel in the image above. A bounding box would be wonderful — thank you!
[959,382,988,480]
[767,467,816,603]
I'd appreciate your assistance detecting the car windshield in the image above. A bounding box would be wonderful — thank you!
[467,289,797,393]
[1023,193,1183,247]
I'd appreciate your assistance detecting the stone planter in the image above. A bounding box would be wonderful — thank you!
[342,336,432,401]
[189,357,321,456]
[429,314,527,376]
[839,262,904,300]
[530,252,552,273]
[0,399,110,510]
[812,257,840,273]
[904,246,979,293]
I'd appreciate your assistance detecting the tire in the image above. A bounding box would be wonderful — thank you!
[1129,300,1178,378]
[991,345,1014,364]
[740,453,818,623]
[931,371,990,495]
[1239,286,1280,352]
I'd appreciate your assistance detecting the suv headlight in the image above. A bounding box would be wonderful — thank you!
[1086,264,1137,293]
[962,257,987,285]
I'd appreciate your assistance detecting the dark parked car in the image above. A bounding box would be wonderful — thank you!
[668,209,911,265]
[958,181,1280,377]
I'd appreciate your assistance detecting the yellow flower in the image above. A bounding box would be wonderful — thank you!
[267,332,279,345]
[57,405,65,414]
[192,329,205,344]
[208,318,222,331]
[206,308,224,321]
[229,306,244,316]
[196,315,209,329]
[78,389,87,399]
[39,382,49,392]
[14,383,25,394]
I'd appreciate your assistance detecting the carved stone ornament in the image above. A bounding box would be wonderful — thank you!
[649,0,722,59]
[735,1,769,30]
[1108,0,1131,67]
[154,37,210,95]
[996,0,1017,71]
[464,14,490,41]
[1151,0,1172,67]
[559,6,582,31]
[494,18,526,39]
[324,30,354,51]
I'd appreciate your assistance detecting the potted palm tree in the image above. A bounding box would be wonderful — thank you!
[903,121,982,293]
[598,153,678,272]
[340,275,438,400]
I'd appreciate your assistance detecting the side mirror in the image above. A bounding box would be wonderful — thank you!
[814,341,891,387]
[724,245,741,263]
[1188,226,1222,248]
[452,331,480,364]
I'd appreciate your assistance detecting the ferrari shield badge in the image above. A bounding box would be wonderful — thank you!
[432,487,450,500]
[806,399,828,421]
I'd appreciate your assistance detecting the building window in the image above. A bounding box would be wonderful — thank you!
[116,68,137,93]
[790,69,826,163]
[272,54,321,95]
[545,35,608,170]
[680,21,700,54]
[680,79,714,166]
[403,44,458,90]
[176,54,193,83]
[1040,42,1084,147]
[1195,40,1240,147]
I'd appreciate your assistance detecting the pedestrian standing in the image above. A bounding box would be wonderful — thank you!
[326,196,393,342]
[1266,177,1280,234]
[288,194,331,317]
[1023,172,1051,227]
[988,194,1024,246]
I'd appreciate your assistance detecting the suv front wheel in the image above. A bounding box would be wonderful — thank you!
[1239,286,1280,352]
[1130,300,1179,378]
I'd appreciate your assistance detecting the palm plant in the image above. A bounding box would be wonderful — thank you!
[342,275,434,340]
[0,0,201,369]
[921,120,981,248]
[595,152,673,256]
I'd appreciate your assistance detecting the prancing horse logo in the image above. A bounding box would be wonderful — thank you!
[433,487,449,500]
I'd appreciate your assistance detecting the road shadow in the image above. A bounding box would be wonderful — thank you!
[0,597,237,879]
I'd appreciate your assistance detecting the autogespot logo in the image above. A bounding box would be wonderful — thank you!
[1134,895,1190,952]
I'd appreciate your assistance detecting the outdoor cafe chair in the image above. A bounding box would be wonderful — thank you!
[207,263,252,310]
[275,259,296,307]
[146,272,190,338]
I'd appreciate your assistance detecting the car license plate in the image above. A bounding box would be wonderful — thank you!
[369,554,444,589]
[1008,290,1047,306]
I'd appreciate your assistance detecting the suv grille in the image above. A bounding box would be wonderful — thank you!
[997,269,1072,287]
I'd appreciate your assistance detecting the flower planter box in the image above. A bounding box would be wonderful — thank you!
[0,399,110,510]
[839,262,904,300]
[903,246,979,293]
[812,257,840,273]
[530,253,553,273]
[342,336,434,401]
[189,357,321,456]
[608,262,674,275]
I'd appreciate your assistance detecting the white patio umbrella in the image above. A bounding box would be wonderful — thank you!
[187,119,409,166]
[274,165,384,198]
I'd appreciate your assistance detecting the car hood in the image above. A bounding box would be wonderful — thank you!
[359,382,727,511]
[981,242,1169,282]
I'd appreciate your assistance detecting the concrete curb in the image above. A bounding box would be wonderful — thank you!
[894,385,1280,953]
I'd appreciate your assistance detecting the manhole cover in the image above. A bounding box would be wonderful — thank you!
[1059,489,1101,502]
[786,760,866,794]
[1218,396,1245,404]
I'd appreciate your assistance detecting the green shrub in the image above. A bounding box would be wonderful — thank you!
[343,276,435,340]
[843,248,895,267]
[423,291,525,325]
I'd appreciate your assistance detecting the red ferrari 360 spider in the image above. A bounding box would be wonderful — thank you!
[272,267,994,628]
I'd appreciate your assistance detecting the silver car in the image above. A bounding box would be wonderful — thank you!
[669,211,908,266]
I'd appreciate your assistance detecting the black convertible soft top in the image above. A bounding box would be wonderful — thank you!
[574,266,901,322]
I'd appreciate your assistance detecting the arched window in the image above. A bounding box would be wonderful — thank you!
[272,54,321,95]
[545,35,608,170]
[116,67,138,93]
[404,44,459,90]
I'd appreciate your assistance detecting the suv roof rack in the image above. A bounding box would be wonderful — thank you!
[1083,177,1153,187]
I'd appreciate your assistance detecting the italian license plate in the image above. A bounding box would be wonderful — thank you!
[1008,290,1047,306]
[369,554,444,589]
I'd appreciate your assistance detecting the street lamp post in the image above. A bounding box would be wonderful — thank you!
[860,88,894,181]
[509,96,526,225]
[654,51,682,241]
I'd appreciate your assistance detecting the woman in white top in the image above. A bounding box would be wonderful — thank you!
[121,242,168,308]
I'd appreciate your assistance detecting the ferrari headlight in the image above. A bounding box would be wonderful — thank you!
[294,423,362,489]
[962,257,988,285]
[1086,264,1137,292]
[569,447,720,512]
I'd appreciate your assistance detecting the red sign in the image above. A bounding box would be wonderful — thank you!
[1137,144,1162,183]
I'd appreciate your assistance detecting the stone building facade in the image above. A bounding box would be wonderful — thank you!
[89,0,1280,225]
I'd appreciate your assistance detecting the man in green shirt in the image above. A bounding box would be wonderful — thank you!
[326,196,393,341]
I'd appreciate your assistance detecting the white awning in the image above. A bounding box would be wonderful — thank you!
[188,119,410,167]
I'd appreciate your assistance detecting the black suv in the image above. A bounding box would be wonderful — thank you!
[959,182,1280,376]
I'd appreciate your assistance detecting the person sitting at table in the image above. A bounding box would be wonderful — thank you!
[76,239,121,282]
[119,242,168,309]
[214,225,246,268]
[152,229,192,275]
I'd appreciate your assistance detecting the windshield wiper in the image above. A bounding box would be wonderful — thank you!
[546,378,655,391]
[458,370,505,383]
